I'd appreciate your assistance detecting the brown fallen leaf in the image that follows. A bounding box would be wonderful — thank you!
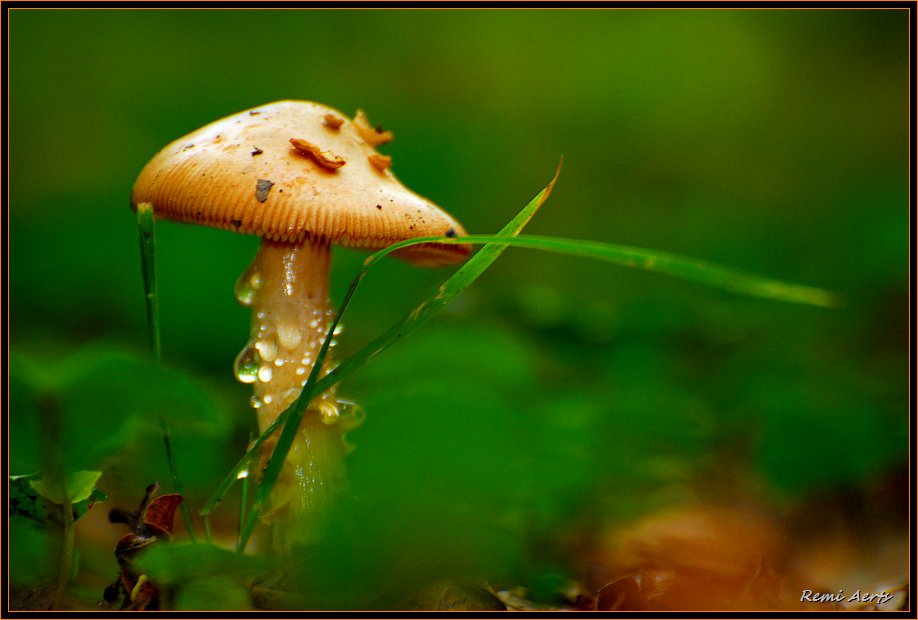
[102,483,183,610]
[590,504,803,611]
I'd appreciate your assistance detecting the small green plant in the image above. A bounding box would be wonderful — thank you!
[9,472,107,610]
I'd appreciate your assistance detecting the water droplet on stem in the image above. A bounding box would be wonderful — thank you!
[277,323,303,350]
[255,337,278,362]
[234,342,260,384]
[234,264,261,307]
[258,364,274,383]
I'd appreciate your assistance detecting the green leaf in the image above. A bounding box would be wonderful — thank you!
[172,576,253,611]
[756,385,907,493]
[135,542,271,609]
[10,346,229,486]
[72,488,108,521]
[31,347,231,492]
[8,357,46,475]
[29,470,101,505]
[10,474,106,524]
[9,516,53,584]
[136,542,270,583]
[9,474,51,522]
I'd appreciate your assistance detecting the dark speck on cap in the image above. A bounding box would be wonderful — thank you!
[255,179,274,202]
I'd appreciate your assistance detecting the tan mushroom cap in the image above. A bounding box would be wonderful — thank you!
[131,100,470,267]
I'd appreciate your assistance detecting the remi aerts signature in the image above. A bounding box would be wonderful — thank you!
[800,589,895,606]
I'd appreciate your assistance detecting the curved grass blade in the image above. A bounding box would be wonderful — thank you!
[230,163,562,551]
[324,234,841,313]
[160,418,196,543]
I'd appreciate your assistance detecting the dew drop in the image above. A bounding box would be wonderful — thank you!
[338,399,366,431]
[249,272,263,290]
[248,395,263,409]
[333,323,345,336]
[281,387,301,404]
[318,400,340,425]
[309,318,320,329]
[277,323,303,350]
[258,364,274,383]
[295,366,306,376]
[234,342,259,384]
[274,358,285,367]
[263,394,274,404]
[255,338,278,362]
[234,269,257,307]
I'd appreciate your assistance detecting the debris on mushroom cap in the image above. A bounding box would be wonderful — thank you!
[353,109,394,147]
[289,138,346,170]
[367,153,392,171]
[131,100,470,267]
[322,113,344,130]
[255,179,274,202]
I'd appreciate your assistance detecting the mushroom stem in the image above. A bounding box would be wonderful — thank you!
[234,238,349,550]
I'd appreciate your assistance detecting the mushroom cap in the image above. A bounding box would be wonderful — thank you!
[131,100,470,267]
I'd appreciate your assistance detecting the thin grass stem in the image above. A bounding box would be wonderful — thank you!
[236,455,251,554]
[160,417,196,543]
[135,203,161,363]
[203,513,213,545]
[52,499,75,610]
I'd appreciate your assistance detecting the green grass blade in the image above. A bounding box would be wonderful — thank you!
[236,448,250,553]
[320,234,841,312]
[200,451,255,516]
[160,417,197,543]
[232,163,562,551]
[135,203,161,363]
[305,235,835,399]
[314,162,562,392]
[500,235,840,307]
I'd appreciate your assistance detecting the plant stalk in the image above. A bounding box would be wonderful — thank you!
[135,202,161,363]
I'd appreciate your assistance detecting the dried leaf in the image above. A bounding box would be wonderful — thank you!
[404,580,506,611]
[141,494,184,537]
[105,484,183,610]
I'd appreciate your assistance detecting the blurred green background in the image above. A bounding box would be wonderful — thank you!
[9,9,908,610]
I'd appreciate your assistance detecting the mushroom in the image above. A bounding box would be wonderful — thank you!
[131,101,470,548]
